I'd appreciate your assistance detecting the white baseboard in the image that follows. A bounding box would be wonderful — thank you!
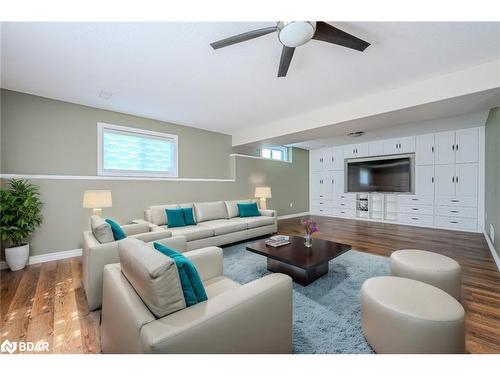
[483,230,500,272]
[0,248,82,270]
[278,212,309,220]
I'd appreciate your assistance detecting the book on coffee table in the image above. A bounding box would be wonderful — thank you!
[265,236,290,247]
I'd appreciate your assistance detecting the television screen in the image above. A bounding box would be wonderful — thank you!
[347,156,412,193]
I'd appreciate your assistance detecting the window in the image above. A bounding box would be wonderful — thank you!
[260,146,289,161]
[97,123,178,177]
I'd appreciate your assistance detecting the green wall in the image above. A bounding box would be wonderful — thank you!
[485,107,500,256]
[1,89,309,256]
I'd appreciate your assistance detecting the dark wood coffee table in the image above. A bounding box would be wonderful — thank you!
[246,236,352,285]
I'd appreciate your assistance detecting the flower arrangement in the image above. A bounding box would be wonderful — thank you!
[301,218,318,235]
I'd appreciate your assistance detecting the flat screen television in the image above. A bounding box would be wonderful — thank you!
[346,155,414,193]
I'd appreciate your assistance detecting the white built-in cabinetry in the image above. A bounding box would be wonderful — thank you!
[309,127,483,233]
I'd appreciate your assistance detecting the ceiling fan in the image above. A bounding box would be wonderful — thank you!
[210,21,370,77]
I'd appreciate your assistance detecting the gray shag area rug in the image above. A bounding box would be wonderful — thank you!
[222,241,390,354]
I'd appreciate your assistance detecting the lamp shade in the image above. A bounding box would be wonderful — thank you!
[254,187,272,199]
[83,190,112,208]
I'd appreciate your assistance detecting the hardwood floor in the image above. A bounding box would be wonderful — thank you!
[1,216,499,353]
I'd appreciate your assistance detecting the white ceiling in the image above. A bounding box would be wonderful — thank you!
[2,22,500,139]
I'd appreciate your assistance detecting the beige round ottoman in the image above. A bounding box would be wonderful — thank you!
[390,249,462,300]
[361,276,465,354]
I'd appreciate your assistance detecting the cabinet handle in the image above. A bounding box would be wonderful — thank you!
[450,210,459,213]
[452,176,455,183]
[431,177,434,183]
[456,144,459,150]
[450,221,459,224]
[332,157,334,162]
[452,144,455,151]
[451,199,459,202]
[431,146,434,153]
[412,208,419,211]
[411,217,419,220]
[456,176,459,184]
[411,198,419,201]
[331,179,334,185]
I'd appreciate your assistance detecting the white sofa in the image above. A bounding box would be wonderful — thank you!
[101,237,293,353]
[138,199,277,251]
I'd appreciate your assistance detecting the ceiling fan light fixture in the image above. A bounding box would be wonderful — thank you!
[277,21,316,48]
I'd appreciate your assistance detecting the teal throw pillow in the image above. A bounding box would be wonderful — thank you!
[166,208,186,228]
[182,207,196,226]
[237,202,261,217]
[153,242,208,307]
[105,218,127,241]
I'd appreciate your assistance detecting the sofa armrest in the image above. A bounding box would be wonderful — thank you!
[139,273,293,353]
[121,223,150,236]
[183,247,223,281]
[259,209,277,218]
[82,232,121,310]
[151,235,188,253]
[101,264,156,353]
[132,230,172,243]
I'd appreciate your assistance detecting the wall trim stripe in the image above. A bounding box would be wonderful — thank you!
[483,230,500,272]
[230,153,292,163]
[0,174,236,182]
[277,212,309,220]
[0,248,83,270]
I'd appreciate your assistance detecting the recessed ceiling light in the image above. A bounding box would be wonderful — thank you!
[347,131,364,138]
[98,90,113,99]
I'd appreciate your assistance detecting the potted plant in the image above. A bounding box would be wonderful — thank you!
[0,179,43,271]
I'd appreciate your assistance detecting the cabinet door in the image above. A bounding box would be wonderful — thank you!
[332,170,345,195]
[415,165,435,195]
[456,163,478,196]
[323,148,334,171]
[331,146,344,170]
[455,128,478,164]
[368,141,384,156]
[416,134,435,165]
[310,172,322,196]
[356,143,369,157]
[435,131,456,164]
[319,148,329,171]
[343,145,356,159]
[399,136,416,153]
[321,171,334,196]
[435,164,456,196]
[383,139,399,155]
[310,150,322,172]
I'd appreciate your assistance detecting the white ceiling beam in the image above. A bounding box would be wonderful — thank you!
[231,59,500,146]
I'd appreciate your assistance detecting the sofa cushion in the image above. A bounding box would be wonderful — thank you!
[90,215,114,243]
[224,199,254,218]
[198,219,247,236]
[118,238,186,318]
[166,225,214,241]
[150,204,180,226]
[166,208,186,228]
[153,243,208,307]
[182,207,197,226]
[105,218,127,240]
[238,202,261,217]
[194,201,228,222]
[232,216,275,229]
[203,276,240,298]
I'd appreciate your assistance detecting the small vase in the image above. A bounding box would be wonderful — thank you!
[304,234,313,248]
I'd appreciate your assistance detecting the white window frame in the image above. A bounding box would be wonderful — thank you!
[97,122,179,178]
[260,145,289,161]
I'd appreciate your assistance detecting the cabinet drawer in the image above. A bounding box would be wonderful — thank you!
[311,199,333,208]
[398,213,434,226]
[331,208,356,218]
[435,216,477,231]
[310,206,331,216]
[435,206,477,218]
[398,195,434,206]
[332,200,356,209]
[435,196,477,207]
[333,193,356,201]
[399,205,434,215]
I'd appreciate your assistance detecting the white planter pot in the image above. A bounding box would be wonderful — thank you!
[5,244,29,271]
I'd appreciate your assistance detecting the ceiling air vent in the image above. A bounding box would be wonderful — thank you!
[347,131,364,138]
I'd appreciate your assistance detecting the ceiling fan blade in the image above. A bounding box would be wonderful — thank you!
[277,46,295,77]
[312,22,370,52]
[210,26,277,49]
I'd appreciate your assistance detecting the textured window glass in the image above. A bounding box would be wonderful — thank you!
[271,150,283,160]
[261,148,271,158]
[103,131,174,173]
